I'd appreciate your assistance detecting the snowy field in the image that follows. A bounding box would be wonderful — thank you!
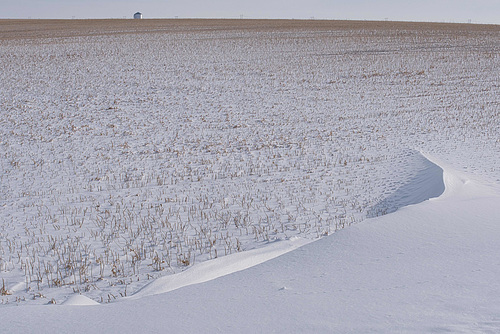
[0,19,499,331]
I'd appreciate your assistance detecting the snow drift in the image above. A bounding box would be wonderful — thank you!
[129,236,312,299]
[2,153,500,333]
[367,151,445,217]
[131,151,446,299]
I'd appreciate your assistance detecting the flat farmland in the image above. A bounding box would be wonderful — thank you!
[0,19,498,305]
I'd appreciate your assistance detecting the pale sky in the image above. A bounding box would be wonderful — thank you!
[2,0,500,24]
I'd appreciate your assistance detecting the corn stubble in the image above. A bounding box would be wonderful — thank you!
[0,19,498,305]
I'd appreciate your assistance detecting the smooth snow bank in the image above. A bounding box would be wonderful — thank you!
[129,236,312,299]
[62,295,100,306]
[423,152,498,200]
[3,156,500,333]
[368,151,445,217]
[133,151,444,299]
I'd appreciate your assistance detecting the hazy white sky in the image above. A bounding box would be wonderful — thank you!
[2,0,499,24]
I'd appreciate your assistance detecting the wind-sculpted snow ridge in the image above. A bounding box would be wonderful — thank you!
[129,236,312,299]
[2,157,500,333]
[61,294,99,306]
[367,151,445,217]
[132,151,446,299]
[421,153,498,200]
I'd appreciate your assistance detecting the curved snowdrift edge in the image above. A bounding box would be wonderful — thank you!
[128,152,476,301]
[368,151,445,217]
[129,152,458,301]
[420,152,497,200]
[128,237,312,299]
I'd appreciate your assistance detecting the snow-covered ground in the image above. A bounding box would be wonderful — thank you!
[3,153,500,333]
[0,19,499,331]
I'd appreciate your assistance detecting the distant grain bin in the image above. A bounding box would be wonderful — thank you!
[134,12,142,19]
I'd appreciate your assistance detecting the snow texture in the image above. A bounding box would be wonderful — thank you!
[0,20,499,332]
[2,152,500,333]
